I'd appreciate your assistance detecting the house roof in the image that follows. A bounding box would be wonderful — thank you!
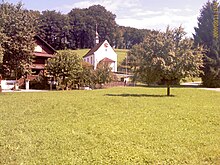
[34,35,56,53]
[100,57,115,63]
[83,41,105,58]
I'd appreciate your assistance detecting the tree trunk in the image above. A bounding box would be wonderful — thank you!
[167,81,171,96]
[0,80,1,92]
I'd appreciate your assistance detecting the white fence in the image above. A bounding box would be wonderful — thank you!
[0,80,17,90]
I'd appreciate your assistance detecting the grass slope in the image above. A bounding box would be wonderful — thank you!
[72,49,128,64]
[0,87,220,164]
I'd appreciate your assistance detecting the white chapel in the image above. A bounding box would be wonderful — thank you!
[83,29,117,72]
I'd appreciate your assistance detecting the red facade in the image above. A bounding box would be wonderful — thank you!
[31,36,56,75]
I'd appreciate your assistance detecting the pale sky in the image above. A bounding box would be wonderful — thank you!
[6,0,210,36]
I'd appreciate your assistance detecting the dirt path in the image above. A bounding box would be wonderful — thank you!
[181,81,220,92]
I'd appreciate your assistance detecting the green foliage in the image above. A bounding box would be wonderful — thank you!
[0,2,37,79]
[79,61,114,89]
[36,5,151,50]
[0,30,5,63]
[38,10,69,50]
[2,3,156,52]
[46,50,82,90]
[79,61,95,88]
[121,26,151,49]
[67,5,117,49]
[202,41,220,87]
[128,27,204,95]
[194,0,220,87]
[94,61,114,87]
[194,1,214,48]
[0,87,220,164]
[29,73,49,90]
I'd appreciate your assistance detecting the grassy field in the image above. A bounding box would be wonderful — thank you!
[72,48,128,64]
[0,87,220,164]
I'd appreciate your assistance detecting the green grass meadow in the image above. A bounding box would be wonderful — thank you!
[0,87,220,164]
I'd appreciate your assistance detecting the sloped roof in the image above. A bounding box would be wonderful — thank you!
[100,57,115,63]
[34,35,56,53]
[83,41,105,58]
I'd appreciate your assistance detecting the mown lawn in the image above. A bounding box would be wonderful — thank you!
[0,87,220,164]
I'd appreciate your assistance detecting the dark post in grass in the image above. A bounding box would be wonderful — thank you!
[0,74,2,93]
[50,77,53,91]
[167,81,171,96]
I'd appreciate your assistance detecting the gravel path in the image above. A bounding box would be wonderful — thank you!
[181,81,220,92]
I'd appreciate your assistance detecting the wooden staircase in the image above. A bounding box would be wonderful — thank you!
[17,75,38,88]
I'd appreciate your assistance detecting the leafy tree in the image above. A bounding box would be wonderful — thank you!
[194,0,220,87]
[12,3,151,50]
[194,1,214,48]
[123,27,146,49]
[114,26,125,49]
[79,61,114,89]
[68,8,91,49]
[79,61,95,88]
[87,5,117,46]
[0,2,37,79]
[46,50,82,90]
[94,61,114,88]
[68,5,117,49]
[38,10,70,50]
[128,27,204,96]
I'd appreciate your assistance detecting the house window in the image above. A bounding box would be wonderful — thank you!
[91,57,93,64]
[87,58,89,62]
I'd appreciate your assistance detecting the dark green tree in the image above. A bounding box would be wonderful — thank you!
[194,0,220,87]
[114,26,125,49]
[123,27,147,49]
[68,8,91,49]
[38,10,70,50]
[87,5,117,46]
[68,5,117,49]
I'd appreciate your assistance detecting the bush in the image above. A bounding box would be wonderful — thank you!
[30,75,50,90]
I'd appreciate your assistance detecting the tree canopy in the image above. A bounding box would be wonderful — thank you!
[46,50,82,90]
[0,2,37,79]
[38,10,69,50]
[36,5,151,50]
[194,0,220,87]
[128,27,204,96]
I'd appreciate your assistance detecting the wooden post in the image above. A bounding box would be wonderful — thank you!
[50,77,53,91]
[0,74,2,93]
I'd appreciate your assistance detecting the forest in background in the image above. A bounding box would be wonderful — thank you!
[35,4,152,50]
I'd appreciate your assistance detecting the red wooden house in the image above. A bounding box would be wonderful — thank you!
[31,35,56,75]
